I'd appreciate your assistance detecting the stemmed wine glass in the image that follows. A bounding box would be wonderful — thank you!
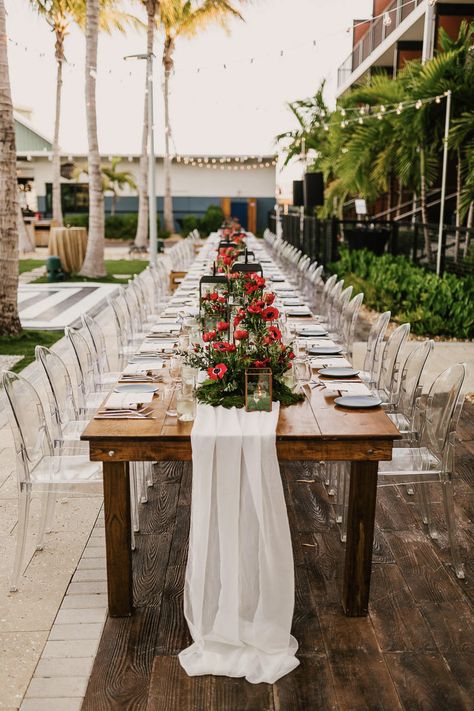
[293,357,312,393]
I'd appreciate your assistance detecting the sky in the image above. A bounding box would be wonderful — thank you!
[6,0,372,193]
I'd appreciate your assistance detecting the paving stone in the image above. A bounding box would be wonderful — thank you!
[76,557,106,571]
[48,623,104,641]
[21,697,83,711]
[35,657,94,678]
[66,581,108,595]
[60,594,107,610]
[55,608,106,625]
[72,568,107,583]
[26,676,88,698]
[81,546,105,559]
[42,639,99,659]
[0,631,48,709]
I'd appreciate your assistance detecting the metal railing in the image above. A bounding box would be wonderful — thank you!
[269,211,474,277]
[337,0,423,88]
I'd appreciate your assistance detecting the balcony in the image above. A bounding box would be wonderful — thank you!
[337,0,425,90]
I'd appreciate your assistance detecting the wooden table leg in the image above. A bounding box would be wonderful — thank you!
[103,461,133,617]
[342,460,378,616]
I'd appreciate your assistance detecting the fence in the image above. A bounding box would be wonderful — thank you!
[268,211,474,277]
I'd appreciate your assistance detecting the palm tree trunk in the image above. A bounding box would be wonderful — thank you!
[111,192,116,216]
[0,0,21,335]
[463,201,473,258]
[395,178,403,219]
[419,147,432,261]
[134,1,156,248]
[80,0,106,278]
[163,37,175,234]
[453,151,462,262]
[52,35,64,227]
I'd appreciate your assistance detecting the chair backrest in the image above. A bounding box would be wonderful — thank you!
[342,292,364,356]
[332,284,353,331]
[81,312,110,374]
[378,322,411,400]
[35,346,80,443]
[65,326,98,398]
[421,363,466,466]
[2,371,53,482]
[363,311,391,383]
[397,340,434,422]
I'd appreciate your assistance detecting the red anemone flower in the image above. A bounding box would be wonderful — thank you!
[264,292,275,305]
[267,325,282,341]
[261,306,279,321]
[203,331,217,342]
[253,359,270,368]
[208,363,227,380]
[217,321,229,332]
[234,329,249,340]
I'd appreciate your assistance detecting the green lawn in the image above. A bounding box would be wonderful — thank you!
[32,259,149,284]
[0,330,64,373]
[19,259,46,274]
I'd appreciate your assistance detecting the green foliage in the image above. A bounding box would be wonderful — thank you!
[330,248,474,338]
[64,213,168,240]
[18,259,45,274]
[34,259,148,284]
[196,379,304,409]
[0,329,63,372]
[180,204,225,236]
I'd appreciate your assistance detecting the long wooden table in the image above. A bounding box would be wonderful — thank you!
[81,376,401,619]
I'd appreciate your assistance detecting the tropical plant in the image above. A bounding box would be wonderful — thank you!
[0,0,22,335]
[158,0,245,233]
[75,157,136,215]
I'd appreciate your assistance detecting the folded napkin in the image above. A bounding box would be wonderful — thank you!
[306,339,336,348]
[323,382,371,395]
[139,341,175,354]
[104,392,154,409]
[122,362,164,374]
[149,324,180,334]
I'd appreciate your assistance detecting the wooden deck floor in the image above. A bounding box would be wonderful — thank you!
[82,403,474,711]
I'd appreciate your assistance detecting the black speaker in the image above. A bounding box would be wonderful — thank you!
[292,180,304,207]
[304,172,324,208]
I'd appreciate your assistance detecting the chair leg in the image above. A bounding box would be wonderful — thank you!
[417,484,438,539]
[10,489,31,592]
[441,479,465,579]
[36,485,55,550]
[340,466,350,543]
[129,465,140,534]
[139,463,148,504]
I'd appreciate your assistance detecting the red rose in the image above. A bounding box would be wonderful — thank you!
[288,351,295,360]
[248,302,263,314]
[261,306,279,321]
[234,329,249,340]
[264,292,275,305]
[210,292,218,301]
[217,321,229,332]
[203,331,217,342]
[208,363,228,380]
[233,315,243,327]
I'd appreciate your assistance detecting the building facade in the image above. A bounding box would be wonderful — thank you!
[15,112,277,233]
[337,0,474,96]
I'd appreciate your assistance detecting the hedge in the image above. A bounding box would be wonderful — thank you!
[330,248,474,339]
[64,213,169,241]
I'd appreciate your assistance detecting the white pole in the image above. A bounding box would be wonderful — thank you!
[147,57,157,266]
[436,90,451,277]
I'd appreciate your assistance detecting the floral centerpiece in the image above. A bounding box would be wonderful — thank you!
[183,271,304,409]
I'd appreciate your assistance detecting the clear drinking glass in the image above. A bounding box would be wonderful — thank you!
[294,357,312,389]
[166,356,182,417]
[295,338,308,358]
[176,380,197,422]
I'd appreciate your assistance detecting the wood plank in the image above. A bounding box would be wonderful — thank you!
[272,656,339,711]
[83,607,161,711]
[370,565,437,652]
[342,460,378,616]
[146,656,213,711]
[154,564,191,656]
[103,461,133,617]
[384,651,471,711]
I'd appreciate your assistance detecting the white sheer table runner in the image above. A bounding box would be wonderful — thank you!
[179,403,299,684]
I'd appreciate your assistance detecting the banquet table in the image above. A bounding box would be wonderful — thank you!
[48,226,88,273]
[81,358,401,619]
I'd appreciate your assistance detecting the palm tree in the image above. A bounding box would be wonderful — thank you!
[276,82,329,168]
[133,0,158,250]
[79,1,142,277]
[102,157,137,214]
[159,0,245,233]
[28,0,83,228]
[0,0,22,335]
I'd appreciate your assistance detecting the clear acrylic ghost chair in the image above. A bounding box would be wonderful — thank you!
[375,323,411,406]
[65,327,107,409]
[323,278,344,327]
[329,284,353,337]
[81,312,122,383]
[386,340,434,431]
[317,274,338,320]
[107,295,140,367]
[340,292,364,359]
[358,311,391,386]
[3,370,103,592]
[35,345,89,448]
[377,363,467,579]
[305,265,324,308]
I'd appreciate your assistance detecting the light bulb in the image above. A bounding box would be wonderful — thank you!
[383,12,392,27]
[415,99,422,109]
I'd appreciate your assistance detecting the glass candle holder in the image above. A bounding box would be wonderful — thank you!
[245,368,273,412]
[176,380,197,422]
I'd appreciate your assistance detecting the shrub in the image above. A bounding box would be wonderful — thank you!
[64,213,165,241]
[330,248,474,339]
[180,214,200,235]
[180,204,225,237]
